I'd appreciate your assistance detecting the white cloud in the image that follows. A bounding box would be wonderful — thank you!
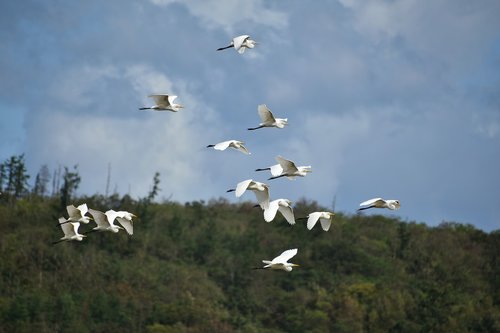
[150,0,288,33]
[25,63,223,201]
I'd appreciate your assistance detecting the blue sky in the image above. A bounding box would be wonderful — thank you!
[1,0,499,231]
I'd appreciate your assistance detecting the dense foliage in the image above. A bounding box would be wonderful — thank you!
[0,192,499,333]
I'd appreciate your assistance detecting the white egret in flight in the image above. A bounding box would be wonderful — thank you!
[248,104,288,130]
[358,198,400,211]
[207,140,250,155]
[298,211,335,231]
[264,199,296,225]
[63,204,92,225]
[217,35,257,54]
[86,209,123,234]
[106,210,137,235]
[227,179,270,209]
[53,217,86,244]
[267,156,311,180]
[139,94,184,112]
[254,248,299,272]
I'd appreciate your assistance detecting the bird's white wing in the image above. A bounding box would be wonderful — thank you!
[276,156,298,173]
[264,200,280,222]
[254,186,270,210]
[77,203,88,216]
[307,212,322,230]
[257,104,276,123]
[167,95,178,106]
[278,204,295,225]
[70,222,81,235]
[233,35,249,51]
[88,209,110,228]
[213,141,232,151]
[66,205,81,219]
[319,217,332,231]
[116,217,133,235]
[235,179,253,197]
[105,210,120,224]
[149,94,170,107]
[272,248,298,264]
[59,217,74,237]
[360,198,385,207]
[270,164,283,177]
[235,143,250,155]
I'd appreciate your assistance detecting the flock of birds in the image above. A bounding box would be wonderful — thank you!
[53,203,137,244]
[53,35,400,272]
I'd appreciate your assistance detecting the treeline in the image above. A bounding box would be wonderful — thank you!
[0,190,499,332]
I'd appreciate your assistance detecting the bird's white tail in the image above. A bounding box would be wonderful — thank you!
[262,260,272,265]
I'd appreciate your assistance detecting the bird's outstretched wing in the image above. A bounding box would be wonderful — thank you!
[235,179,253,197]
[307,212,322,230]
[233,35,249,52]
[77,203,88,216]
[66,205,80,219]
[213,141,232,151]
[272,248,298,264]
[235,142,250,155]
[88,209,109,228]
[360,198,385,207]
[270,164,283,177]
[167,95,178,106]
[276,156,298,174]
[257,104,276,123]
[278,203,295,225]
[58,217,74,237]
[116,217,133,235]
[149,94,170,107]
[105,210,120,224]
[319,217,332,231]
[264,200,280,222]
[253,186,270,210]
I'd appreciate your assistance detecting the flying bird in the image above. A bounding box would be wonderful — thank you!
[254,248,299,272]
[263,199,296,225]
[358,198,400,211]
[53,217,86,244]
[106,210,137,235]
[207,140,250,155]
[267,156,311,180]
[217,35,257,54]
[86,209,123,234]
[298,211,335,231]
[255,163,283,177]
[248,104,288,130]
[62,204,92,225]
[227,179,270,209]
[139,94,184,112]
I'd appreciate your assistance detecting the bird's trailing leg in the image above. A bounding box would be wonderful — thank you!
[268,174,287,180]
[247,126,264,131]
[226,189,236,193]
[216,45,233,51]
[255,168,271,172]
[358,206,374,211]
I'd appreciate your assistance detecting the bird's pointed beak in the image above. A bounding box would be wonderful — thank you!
[132,214,138,218]
[292,264,300,267]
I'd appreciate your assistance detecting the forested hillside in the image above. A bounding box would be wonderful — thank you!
[1,193,499,333]
[0,154,498,332]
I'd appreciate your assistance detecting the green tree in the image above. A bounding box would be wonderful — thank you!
[32,164,50,197]
[59,165,81,208]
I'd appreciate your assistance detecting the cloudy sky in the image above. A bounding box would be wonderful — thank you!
[1,0,499,231]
